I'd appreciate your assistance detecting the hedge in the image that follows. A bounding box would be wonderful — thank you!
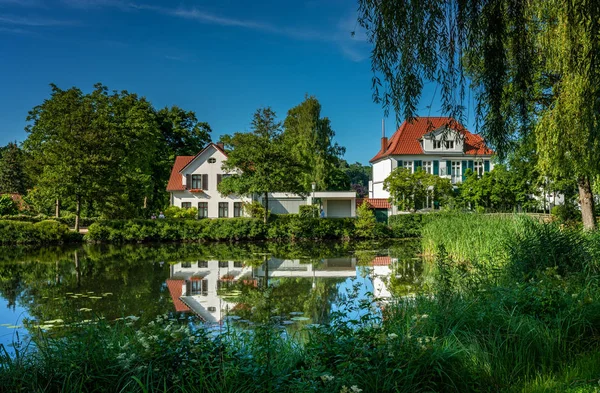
[0,220,79,244]
[0,214,98,228]
[86,216,369,243]
[388,213,435,238]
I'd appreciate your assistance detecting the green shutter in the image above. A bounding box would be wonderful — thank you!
[415,160,422,171]
[469,160,474,171]
[462,161,468,182]
[484,160,490,172]
[446,160,452,176]
[397,159,403,169]
[433,160,439,175]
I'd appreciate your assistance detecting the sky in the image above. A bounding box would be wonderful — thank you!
[0,0,457,165]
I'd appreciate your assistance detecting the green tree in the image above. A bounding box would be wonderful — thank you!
[0,142,29,195]
[355,201,377,238]
[340,160,371,197]
[357,0,600,229]
[218,108,304,223]
[282,95,348,191]
[384,168,452,212]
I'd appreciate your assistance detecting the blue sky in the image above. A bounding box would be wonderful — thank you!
[0,0,457,165]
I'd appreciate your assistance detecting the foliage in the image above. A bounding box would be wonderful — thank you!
[219,108,305,223]
[388,213,429,238]
[551,204,579,224]
[243,201,268,220]
[163,206,198,219]
[0,142,29,195]
[298,204,319,218]
[357,0,600,228]
[0,195,18,216]
[282,95,349,192]
[0,220,73,244]
[384,167,453,211]
[459,165,523,212]
[354,202,377,238]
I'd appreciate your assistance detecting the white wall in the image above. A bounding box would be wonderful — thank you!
[421,129,464,153]
[172,145,249,218]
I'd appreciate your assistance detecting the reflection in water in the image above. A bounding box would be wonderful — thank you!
[0,240,423,349]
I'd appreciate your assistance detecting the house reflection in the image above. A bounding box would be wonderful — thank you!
[166,257,358,323]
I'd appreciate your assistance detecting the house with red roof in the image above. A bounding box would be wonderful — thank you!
[368,117,494,206]
[167,142,249,218]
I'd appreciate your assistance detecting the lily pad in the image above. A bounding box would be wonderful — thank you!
[282,320,294,325]
[89,296,103,300]
[289,312,304,316]
[44,319,64,324]
[78,308,92,312]
[6,325,21,329]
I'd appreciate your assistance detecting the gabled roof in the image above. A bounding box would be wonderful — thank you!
[166,143,227,192]
[370,117,494,163]
[371,256,391,266]
[166,279,191,312]
[166,156,194,191]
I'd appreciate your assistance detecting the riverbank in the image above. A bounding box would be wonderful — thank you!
[2,214,600,392]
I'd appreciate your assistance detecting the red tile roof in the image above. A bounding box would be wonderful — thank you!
[166,279,191,312]
[370,117,494,163]
[371,256,391,266]
[357,198,391,209]
[166,143,228,192]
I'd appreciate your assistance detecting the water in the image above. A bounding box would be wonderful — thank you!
[0,240,423,351]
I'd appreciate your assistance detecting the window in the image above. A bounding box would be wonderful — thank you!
[198,202,208,218]
[422,161,432,174]
[198,260,208,268]
[182,262,191,268]
[451,161,462,182]
[233,202,242,217]
[433,140,442,149]
[190,279,208,295]
[208,158,216,164]
[191,175,202,189]
[445,140,454,149]
[207,306,217,312]
[234,261,243,268]
[474,161,484,176]
[219,261,229,268]
[403,161,413,173]
[218,202,229,218]
[182,202,192,209]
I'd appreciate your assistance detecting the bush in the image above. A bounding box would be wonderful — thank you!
[164,206,198,219]
[0,194,18,215]
[388,213,428,238]
[355,202,377,238]
[243,201,268,220]
[299,204,319,218]
[551,204,578,223]
[0,219,73,244]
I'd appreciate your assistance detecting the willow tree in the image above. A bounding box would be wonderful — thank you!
[357,0,600,229]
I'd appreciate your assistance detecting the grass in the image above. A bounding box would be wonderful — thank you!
[2,214,600,392]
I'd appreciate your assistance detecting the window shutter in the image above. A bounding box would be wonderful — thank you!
[217,174,222,186]
[469,160,474,171]
[186,174,191,190]
[446,160,452,176]
[462,161,468,181]
[397,159,403,168]
[415,160,422,170]
[484,160,490,173]
[202,174,208,190]
[433,160,439,175]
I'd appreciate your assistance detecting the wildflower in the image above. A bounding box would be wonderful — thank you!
[387,333,398,339]
[350,386,362,393]
[320,374,334,383]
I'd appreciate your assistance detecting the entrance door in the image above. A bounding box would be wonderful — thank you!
[327,200,351,217]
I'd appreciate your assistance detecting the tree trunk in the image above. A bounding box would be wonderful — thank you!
[75,195,81,233]
[263,192,269,224]
[74,250,81,288]
[578,176,596,231]
[55,198,60,218]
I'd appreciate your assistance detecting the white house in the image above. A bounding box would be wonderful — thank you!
[167,143,357,218]
[368,117,495,210]
[167,143,250,218]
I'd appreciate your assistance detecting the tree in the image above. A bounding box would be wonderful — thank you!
[384,168,452,212]
[0,142,29,195]
[355,201,377,238]
[282,95,348,191]
[218,108,305,223]
[340,160,371,197]
[24,84,162,230]
[357,0,600,229]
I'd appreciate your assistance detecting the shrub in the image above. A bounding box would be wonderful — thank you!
[243,201,268,220]
[164,206,198,219]
[388,213,426,238]
[0,219,72,244]
[551,204,578,223]
[354,202,377,238]
[299,204,319,218]
[0,194,18,215]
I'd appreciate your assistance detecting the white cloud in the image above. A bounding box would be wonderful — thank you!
[0,14,75,26]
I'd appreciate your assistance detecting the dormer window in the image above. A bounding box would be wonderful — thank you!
[208,158,216,164]
[445,141,454,149]
[433,140,442,149]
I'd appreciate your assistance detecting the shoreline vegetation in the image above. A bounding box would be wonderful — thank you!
[2,213,600,391]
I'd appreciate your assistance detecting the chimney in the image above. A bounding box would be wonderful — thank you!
[381,119,388,151]
[216,141,224,150]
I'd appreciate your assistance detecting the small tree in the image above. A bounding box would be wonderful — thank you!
[0,194,18,215]
[384,168,453,212]
[355,201,377,238]
[219,108,305,223]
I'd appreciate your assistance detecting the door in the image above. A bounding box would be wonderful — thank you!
[327,200,351,217]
